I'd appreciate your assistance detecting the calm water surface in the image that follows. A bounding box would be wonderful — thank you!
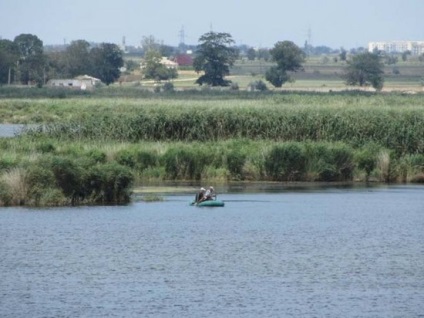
[1,185,423,317]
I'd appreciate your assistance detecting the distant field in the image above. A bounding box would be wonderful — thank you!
[119,58,424,92]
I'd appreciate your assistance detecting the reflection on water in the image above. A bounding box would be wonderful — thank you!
[1,185,423,317]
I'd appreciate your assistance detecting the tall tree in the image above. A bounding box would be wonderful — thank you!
[141,35,161,54]
[89,43,123,85]
[193,32,238,86]
[0,39,19,84]
[344,52,384,90]
[247,47,256,61]
[65,40,91,77]
[14,34,45,85]
[265,41,305,87]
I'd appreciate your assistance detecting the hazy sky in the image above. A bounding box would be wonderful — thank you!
[0,0,423,49]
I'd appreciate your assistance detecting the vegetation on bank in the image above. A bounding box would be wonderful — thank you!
[1,137,423,207]
[0,89,423,206]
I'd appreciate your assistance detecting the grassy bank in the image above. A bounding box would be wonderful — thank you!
[1,138,423,207]
[1,89,423,206]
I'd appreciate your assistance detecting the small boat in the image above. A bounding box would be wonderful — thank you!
[190,199,225,207]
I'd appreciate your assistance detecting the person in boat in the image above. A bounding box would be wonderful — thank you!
[199,186,215,203]
[195,187,206,203]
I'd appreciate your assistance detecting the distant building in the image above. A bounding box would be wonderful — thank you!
[160,57,178,69]
[47,75,102,90]
[368,41,424,55]
[140,57,178,70]
[175,54,193,66]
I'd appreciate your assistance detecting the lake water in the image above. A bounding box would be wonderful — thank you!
[1,184,423,317]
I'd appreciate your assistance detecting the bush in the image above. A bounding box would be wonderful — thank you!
[248,80,268,92]
[265,143,306,181]
[226,150,247,180]
[230,82,239,91]
[304,143,354,181]
[355,144,381,181]
[162,148,197,180]
[84,163,133,204]
[135,150,158,171]
[26,165,56,205]
[162,147,210,180]
[86,149,107,164]
[163,82,175,93]
[49,156,84,204]
[116,149,137,168]
[0,156,19,172]
[37,141,56,153]
[0,180,12,206]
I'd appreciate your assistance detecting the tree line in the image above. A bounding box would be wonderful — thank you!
[0,34,123,86]
[1,32,386,90]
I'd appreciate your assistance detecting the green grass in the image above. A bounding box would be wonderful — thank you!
[1,89,424,206]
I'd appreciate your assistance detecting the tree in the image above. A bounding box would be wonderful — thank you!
[65,40,91,77]
[0,39,19,84]
[339,48,347,61]
[141,35,160,54]
[257,48,270,61]
[344,52,384,90]
[142,50,177,81]
[89,43,123,85]
[265,41,305,88]
[247,47,256,61]
[14,34,45,85]
[264,67,289,88]
[402,50,411,62]
[193,32,238,86]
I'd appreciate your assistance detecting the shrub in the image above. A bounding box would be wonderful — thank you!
[0,168,28,206]
[163,82,175,93]
[50,156,84,204]
[162,147,210,180]
[265,143,306,181]
[304,143,354,181]
[135,150,158,171]
[116,149,137,168]
[355,149,377,181]
[26,165,56,205]
[398,154,424,182]
[230,82,239,91]
[248,80,268,92]
[36,141,56,154]
[226,150,247,180]
[162,148,197,180]
[376,150,397,182]
[0,156,19,172]
[0,180,12,206]
[86,149,107,164]
[84,163,133,204]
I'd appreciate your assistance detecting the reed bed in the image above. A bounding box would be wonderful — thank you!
[22,99,424,155]
[1,90,424,206]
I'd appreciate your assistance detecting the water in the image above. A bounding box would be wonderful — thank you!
[0,124,26,138]
[1,185,423,317]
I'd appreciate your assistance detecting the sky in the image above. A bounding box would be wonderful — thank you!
[0,0,423,49]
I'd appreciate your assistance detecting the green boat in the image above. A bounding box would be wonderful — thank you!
[190,199,225,207]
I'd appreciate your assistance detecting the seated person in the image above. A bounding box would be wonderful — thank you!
[199,186,215,202]
[195,187,206,203]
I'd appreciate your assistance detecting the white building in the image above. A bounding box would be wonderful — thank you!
[368,41,424,55]
[47,75,102,90]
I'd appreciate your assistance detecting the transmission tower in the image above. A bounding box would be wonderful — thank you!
[307,26,312,47]
[179,25,185,45]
